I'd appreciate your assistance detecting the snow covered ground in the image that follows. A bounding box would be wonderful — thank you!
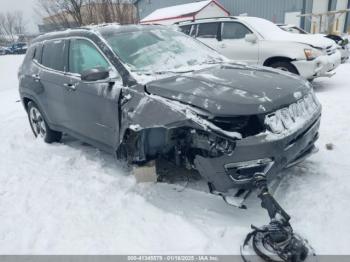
[0,54,349,255]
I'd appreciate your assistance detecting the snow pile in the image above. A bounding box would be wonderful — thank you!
[0,55,350,255]
[141,0,211,23]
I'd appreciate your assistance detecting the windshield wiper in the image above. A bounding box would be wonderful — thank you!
[155,69,195,74]
[131,69,195,75]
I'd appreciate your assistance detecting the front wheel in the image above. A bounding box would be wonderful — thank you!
[27,101,62,143]
[270,61,299,75]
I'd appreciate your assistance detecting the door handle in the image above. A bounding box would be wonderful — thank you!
[32,74,40,82]
[63,83,77,91]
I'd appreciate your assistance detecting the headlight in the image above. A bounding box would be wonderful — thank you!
[304,48,323,60]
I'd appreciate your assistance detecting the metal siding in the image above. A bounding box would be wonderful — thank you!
[304,0,314,32]
[135,0,314,31]
[223,0,304,23]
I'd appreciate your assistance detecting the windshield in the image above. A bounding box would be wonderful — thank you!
[101,29,225,73]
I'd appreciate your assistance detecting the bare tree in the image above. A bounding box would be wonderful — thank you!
[59,0,85,26]
[0,11,26,42]
[36,0,137,31]
[36,0,85,28]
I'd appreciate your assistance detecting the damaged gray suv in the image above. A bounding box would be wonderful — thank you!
[19,24,321,195]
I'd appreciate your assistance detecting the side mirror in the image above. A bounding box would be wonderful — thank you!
[81,67,110,82]
[245,34,258,43]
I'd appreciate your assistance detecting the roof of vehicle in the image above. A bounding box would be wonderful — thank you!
[177,16,238,25]
[31,23,170,44]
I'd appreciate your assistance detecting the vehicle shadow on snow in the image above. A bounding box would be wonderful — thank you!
[312,79,339,93]
[59,134,265,224]
[57,128,323,235]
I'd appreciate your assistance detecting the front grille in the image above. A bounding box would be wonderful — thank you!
[326,45,336,56]
[265,92,320,134]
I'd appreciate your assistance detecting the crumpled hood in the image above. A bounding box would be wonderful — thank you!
[275,33,336,49]
[238,16,335,49]
[145,64,311,116]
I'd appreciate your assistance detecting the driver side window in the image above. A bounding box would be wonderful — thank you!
[222,22,252,40]
[69,39,110,74]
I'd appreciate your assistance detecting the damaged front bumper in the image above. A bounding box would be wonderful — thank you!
[292,51,341,80]
[194,111,321,193]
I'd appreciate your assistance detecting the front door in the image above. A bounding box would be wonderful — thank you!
[218,22,259,64]
[64,38,122,148]
[195,22,222,52]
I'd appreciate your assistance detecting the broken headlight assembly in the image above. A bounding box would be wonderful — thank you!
[304,48,323,60]
[265,92,319,134]
[191,130,236,157]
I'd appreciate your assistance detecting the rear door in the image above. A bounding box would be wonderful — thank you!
[63,38,122,149]
[218,22,259,64]
[38,39,70,126]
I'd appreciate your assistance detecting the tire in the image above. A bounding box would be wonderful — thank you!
[269,61,299,75]
[27,101,62,143]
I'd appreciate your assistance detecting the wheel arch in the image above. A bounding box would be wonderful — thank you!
[21,94,53,129]
[22,96,32,112]
[263,56,300,75]
[263,56,295,67]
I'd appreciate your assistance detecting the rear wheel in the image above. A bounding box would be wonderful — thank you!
[27,101,62,143]
[270,61,299,75]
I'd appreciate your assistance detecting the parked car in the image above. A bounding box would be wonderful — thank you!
[178,16,341,81]
[6,42,28,54]
[19,25,321,194]
[0,46,6,55]
[278,24,350,63]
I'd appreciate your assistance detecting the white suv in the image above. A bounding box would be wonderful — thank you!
[178,16,341,80]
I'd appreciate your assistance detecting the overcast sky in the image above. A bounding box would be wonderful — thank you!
[1,0,39,33]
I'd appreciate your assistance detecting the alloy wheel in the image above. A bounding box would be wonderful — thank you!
[29,107,46,138]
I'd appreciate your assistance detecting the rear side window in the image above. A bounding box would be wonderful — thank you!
[42,40,67,71]
[197,22,219,38]
[180,25,192,35]
[33,44,43,63]
[222,22,252,39]
[69,39,109,75]
[22,46,35,64]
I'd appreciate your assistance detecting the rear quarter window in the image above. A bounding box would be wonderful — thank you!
[33,44,43,63]
[41,39,67,72]
[22,46,36,64]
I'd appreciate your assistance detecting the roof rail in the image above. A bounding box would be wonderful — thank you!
[175,16,237,25]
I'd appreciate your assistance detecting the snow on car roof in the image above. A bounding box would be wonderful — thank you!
[141,0,212,22]
[237,16,288,38]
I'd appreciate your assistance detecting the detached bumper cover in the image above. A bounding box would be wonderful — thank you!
[194,110,321,193]
[292,51,341,79]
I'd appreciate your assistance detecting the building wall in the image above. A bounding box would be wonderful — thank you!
[135,0,349,33]
[195,2,229,19]
[336,0,350,33]
[346,0,350,32]
[222,0,314,31]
